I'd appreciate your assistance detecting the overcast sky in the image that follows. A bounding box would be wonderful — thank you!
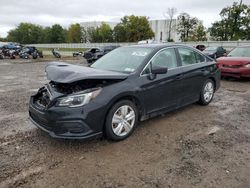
[0,0,249,37]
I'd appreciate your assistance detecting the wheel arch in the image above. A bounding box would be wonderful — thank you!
[102,94,144,134]
[208,76,216,90]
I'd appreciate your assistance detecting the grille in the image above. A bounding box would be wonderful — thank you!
[34,87,51,108]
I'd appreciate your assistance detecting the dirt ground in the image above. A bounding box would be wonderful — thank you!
[0,58,250,188]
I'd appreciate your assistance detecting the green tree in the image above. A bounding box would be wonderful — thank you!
[177,13,199,42]
[87,27,99,42]
[7,23,44,44]
[87,23,113,42]
[190,22,207,41]
[67,23,82,43]
[210,1,250,40]
[113,23,127,42]
[97,23,113,42]
[113,15,154,42]
[42,27,52,43]
[49,24,66,43]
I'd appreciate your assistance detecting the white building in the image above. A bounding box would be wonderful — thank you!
[80,19,180,42]
[149,19,179,42]
[80,21,118,29]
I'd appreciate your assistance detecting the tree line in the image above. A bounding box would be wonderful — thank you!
[2,15,154,44]
[176,0,250,41]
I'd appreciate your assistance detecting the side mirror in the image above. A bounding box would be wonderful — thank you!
[151,65,168,75]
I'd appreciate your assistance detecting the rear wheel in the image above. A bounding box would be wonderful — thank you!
[198,79,215,105]
[105,100,138,141]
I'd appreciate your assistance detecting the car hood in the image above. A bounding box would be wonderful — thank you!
[45,62,129,83]
[217,57,250,66]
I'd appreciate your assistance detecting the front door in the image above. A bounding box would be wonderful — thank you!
[140,48,183,114]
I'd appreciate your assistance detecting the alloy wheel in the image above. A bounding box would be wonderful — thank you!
[111,105,135,137]
[203,82,214,102]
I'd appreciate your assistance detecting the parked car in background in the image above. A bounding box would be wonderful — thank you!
[203,46,226,59]
[73,51,83,57]
[19,46,43,59]
[217,45,250,78]
[29,44,220,141]
[102,45,120,54]
[0,50,4,59]
[83,45,120,63]
[1,46,17,59]
[196,45,206,51]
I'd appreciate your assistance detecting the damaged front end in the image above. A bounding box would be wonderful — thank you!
[29,62,127,139]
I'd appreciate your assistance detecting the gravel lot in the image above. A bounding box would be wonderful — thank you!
[0,59,250,188]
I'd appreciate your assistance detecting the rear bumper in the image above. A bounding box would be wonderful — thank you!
[29,96,104,139]
[219,67,250,78]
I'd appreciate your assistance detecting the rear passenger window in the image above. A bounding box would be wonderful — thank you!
[178,48,206,65]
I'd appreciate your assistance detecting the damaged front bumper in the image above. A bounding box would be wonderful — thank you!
[29,88,105,139]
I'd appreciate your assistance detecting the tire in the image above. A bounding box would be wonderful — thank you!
[105,100,138,141]
[198,79,215,105]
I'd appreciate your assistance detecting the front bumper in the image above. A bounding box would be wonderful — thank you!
[219,66,250,78]
[29,96,104,139]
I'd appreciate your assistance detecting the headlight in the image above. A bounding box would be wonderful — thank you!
[244,64,250,68]
[57,88,102,107]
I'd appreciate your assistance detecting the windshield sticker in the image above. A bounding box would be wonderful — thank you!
[124,68,135,72]
[132,51,148,56]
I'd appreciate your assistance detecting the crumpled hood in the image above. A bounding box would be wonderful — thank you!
[45,62,129,83]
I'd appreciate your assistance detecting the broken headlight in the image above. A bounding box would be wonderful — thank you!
[56,88,102,107]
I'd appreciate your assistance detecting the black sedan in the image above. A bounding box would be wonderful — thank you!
[29,44,220,141]
[203,46,226,59]
[83,45,120,63]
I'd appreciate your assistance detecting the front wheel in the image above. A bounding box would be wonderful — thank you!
[198,79,215,105]
[105,100,138,141]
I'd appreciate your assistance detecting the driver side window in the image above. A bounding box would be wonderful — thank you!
[142,48,178,75]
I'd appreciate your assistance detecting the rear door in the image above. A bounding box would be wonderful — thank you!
[140,48,183,114]
[176,47,209,105]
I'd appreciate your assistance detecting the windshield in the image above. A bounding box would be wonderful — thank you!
[228,47,250,57]
[205,46,217,51]
[91,47,153,73]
